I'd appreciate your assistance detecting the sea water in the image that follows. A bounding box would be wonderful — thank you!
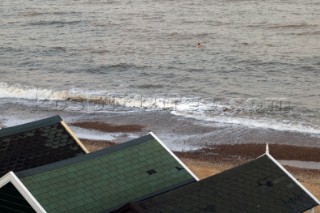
[1,0,320,148]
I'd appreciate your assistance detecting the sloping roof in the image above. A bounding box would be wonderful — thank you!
[7,133,196,213]
[0,115,88,176]
[125,154,319,213]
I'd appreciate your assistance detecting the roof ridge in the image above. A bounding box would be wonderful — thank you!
[0,115,62,138]
[16,134,155,178]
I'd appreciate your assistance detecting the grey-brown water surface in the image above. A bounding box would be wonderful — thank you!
[1,0,320,144]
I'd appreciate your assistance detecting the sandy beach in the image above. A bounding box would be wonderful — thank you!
[76,120,320,212]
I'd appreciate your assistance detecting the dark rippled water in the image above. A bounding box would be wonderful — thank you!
[1,0,320,136]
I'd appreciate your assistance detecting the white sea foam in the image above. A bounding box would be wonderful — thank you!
[68,126,116,141]
[68,126,139,142]
[1,82,319,136]
[0,82,68,100]
[172,111,320,136]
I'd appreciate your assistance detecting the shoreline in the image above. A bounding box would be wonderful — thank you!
[72,119,320,165]
[176,143,320,162]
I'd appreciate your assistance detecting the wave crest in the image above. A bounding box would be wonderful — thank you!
[0,83,68,100]
[0,82,319,135]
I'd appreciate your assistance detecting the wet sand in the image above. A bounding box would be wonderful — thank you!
[71,122,144,133]
[67,111,320,150]
[80,139,114,152]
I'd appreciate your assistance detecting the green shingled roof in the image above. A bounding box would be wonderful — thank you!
[15,134,196,213]
[128,154,319,213]
[0,116,87,176]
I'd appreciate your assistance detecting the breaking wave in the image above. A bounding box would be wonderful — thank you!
[0,82,319,135]
[0,83,69,100]
[172,111,320,136]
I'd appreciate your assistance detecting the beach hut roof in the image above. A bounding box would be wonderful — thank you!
[0,133,197,213]
[0,115,88,177]
[117,152,320,213]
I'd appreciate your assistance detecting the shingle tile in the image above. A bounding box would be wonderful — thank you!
[0,116,86,177]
